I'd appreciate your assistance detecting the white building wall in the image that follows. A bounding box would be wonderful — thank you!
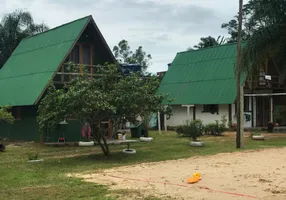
[166,105,193,126]
[196,104,230,125]
[166,104,238,127]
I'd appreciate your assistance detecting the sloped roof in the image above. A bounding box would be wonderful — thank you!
[158,43,245,105]
[0,16,91,106]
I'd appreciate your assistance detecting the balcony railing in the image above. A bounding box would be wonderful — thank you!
[53,64,105,84]
[246,75,284,89]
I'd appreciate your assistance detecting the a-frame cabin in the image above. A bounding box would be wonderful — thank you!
[0,16,115,141]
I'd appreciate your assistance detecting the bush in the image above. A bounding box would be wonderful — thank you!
[204,114,227,136]
[175,125,184,134]
[183,120,203,141]
[28,152,38,160]
[250,129,261,137]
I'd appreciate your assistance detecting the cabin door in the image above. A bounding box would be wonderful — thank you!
[256,96,270,127]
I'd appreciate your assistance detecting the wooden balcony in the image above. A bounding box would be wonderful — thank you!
[245,75,285,90]
[53,64,105,84]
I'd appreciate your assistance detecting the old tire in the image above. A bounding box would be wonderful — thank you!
[27,159,44,163]
[78,141,94,146]
[252,135,265,140]
[139,137,153,142]
[122,149,136,154]
[190,141,204,147]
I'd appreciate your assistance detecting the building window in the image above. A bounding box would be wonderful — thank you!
[203,104,219,114]
[71,45,80,64]
[82,45,91,73]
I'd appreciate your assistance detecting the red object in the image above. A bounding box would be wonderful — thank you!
[232,123,237,127]
[81,123,91,139]
[106,174,257,199]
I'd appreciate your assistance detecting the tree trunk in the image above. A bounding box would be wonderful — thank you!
[236,0,244,148]
[92,124,110,157]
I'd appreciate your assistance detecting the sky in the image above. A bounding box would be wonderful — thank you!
[1,0,242,73]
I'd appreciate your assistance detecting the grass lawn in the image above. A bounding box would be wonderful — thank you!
[1,131,286,200]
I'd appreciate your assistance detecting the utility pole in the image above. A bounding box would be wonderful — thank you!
[236,0,244,148]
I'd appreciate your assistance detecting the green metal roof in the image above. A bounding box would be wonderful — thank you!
[158,43,246,105]
[0,16,90,106]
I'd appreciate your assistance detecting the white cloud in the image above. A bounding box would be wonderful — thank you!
[0,0,242,72]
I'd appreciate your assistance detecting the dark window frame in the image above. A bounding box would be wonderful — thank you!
[202,104,219,115]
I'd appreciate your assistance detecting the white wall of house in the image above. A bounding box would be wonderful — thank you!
[166,104,235,127]
[196,104,230,125]
[166,105,193,126]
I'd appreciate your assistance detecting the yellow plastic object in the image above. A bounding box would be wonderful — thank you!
[187,173,201,184]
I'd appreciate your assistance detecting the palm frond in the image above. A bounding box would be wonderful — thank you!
[241,22,286,73]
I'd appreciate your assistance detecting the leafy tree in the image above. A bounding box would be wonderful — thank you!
[113,40,152,71]
[187,36,225,51]
[37,64,168,157]
[0,106,14,124]
[221,0,286,43]
[0,10,49,69]
[241,0,286,73]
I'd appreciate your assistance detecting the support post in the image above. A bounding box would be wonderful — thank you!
[164,112,167,132]
[187,106,190,119]
[193,106,196,120]
[158,112,161,135]
[236,0,244,149]
[239,85,244,148]
[182,105,194,121]
[270,97,273,122]
[253,97,257,127]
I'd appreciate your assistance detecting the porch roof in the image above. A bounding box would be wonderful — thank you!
[158,43,246,105]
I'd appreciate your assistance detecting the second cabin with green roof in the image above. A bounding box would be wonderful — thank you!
[158,43,286,129]
[0,15,115,141]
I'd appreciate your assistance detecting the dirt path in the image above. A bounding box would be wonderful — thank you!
[73,148,286,200]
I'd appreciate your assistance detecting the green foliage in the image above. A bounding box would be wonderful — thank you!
[188,36,226,50]
[273,106,286,125]
[204,114,227,136]
[27,152,38,160]
[222,0,286,43]
[0,9,48,69]
[250,129,261,137]
[113,40,152,71]
[181,120,203,141]
[37,63,168,156]
[0,106,14,124]
[175,125,184,134]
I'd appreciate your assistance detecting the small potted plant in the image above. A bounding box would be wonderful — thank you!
[250,129,264,140]
[267,121,274,133]
[27,151,43,163]
[183,120,204,147]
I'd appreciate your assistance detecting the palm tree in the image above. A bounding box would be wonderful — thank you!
[0,10,48,69]
[241,1,286,74]
[187,36,226,51]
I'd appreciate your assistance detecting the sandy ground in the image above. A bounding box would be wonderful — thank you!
[71,148,286,200]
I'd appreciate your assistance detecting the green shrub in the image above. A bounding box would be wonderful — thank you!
[250,129,261,138]
[183,120,203,141]
[204,114,227,136]
[175,125,184,134]
[28,152,38,160]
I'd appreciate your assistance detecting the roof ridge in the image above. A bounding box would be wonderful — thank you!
[177,42,239,54]
[22,15,92,41]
